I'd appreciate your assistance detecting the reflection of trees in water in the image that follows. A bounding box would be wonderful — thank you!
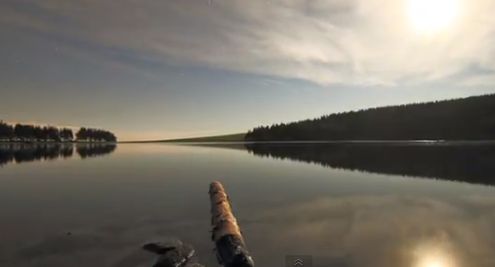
[245,143,495,186]
[0,143,116,166]
[76,143,116,159]
[0,143,72,166]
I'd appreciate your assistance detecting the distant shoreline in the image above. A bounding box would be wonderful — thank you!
[0,140,117,144]
[119,139,495,145]
[121,133,246,143]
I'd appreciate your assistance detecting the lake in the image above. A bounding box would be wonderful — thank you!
[1,142,494,267]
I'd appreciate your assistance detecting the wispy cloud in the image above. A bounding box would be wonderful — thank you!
[2,0,495,86]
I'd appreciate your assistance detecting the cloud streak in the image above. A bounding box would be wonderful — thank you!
[2,0,495,86]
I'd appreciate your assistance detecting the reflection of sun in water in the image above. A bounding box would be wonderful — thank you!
[416,253,451,267]
[413,239,457,267]
[407,0,461,33]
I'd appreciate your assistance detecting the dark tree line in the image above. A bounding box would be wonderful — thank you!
[0,121,13,140]
[245,94,495,141]
[0,122,73,142]
[75,128,117,142]
[0,121,117,142]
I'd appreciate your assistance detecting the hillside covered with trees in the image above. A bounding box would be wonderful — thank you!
[0,122,117,143]
[245,94,495,141]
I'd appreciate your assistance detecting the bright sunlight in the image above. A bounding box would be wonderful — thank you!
[413,240,457,267]
[407,0,461,33]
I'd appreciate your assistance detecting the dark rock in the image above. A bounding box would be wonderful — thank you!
[142,241,203,267]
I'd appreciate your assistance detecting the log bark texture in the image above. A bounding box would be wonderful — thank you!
[209,181,254,267]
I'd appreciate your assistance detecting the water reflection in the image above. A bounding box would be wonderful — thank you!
[245,142,495,186]
[1,144,494,267]
[0,143,116,166]
[247,194,495,267]
[413,239,457,267]
[76,143,117,159]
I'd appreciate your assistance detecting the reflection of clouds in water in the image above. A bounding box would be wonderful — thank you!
[244,195,495,267]
[6,195,495,267]
[11,231,150,267]
[3,142,495,267]
[3,197,495,267]
[6,218,214,267]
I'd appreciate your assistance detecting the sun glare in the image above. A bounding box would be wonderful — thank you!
[407,0,460,33]
[413,241,457,267]
[418,256,448,267]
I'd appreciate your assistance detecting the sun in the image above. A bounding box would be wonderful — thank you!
[407,0,460,33]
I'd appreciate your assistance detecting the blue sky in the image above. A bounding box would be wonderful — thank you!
[1,0,494,140]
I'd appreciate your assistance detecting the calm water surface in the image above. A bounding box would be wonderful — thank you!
[1,143,494,267]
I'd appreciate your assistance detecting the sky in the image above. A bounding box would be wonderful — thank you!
[1,0,495,141]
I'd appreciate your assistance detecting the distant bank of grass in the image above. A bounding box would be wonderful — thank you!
[126,133,246,143]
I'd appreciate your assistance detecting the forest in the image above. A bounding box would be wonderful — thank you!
[245,94,495,141]
[0,122,117,142]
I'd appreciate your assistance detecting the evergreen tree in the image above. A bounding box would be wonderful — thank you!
[0,122,116,143]
[245,94,495,141]
[60,128,74,141]
[0,121,14,140]
[14,124,35,141]
[76,127,117,142]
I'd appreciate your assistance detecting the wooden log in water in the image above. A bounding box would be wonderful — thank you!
[209,181,254,267]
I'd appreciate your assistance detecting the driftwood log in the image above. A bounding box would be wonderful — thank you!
[209,181,254,267]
